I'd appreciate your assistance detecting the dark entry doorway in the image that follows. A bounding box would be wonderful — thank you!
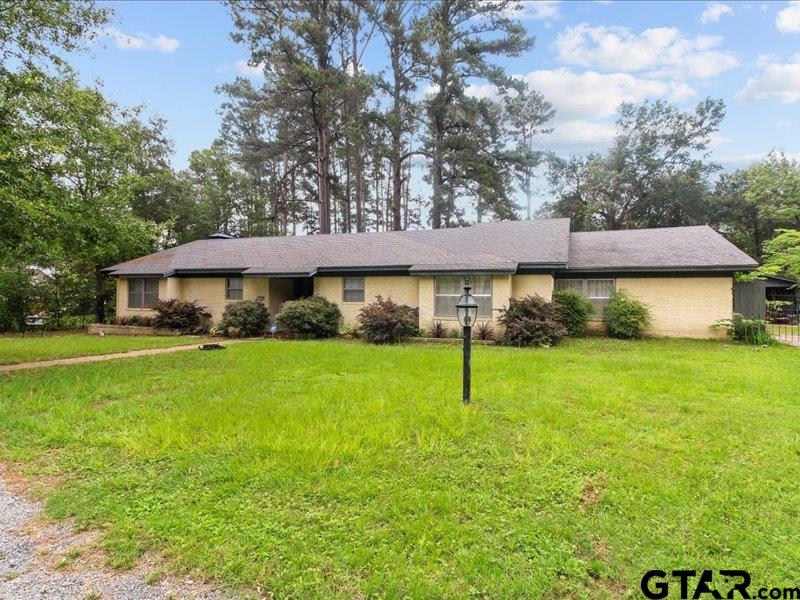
[293,277,314,299]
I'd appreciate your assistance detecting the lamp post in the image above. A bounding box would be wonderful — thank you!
[455,282,479,404]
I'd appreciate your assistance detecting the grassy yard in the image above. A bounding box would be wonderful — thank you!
[0,333,201,365]
[0,338,798,598]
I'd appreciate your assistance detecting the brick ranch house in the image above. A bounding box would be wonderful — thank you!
[104,218,757,339]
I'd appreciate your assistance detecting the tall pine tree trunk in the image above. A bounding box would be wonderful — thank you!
[352,19,366,233]
[316,116,332,234]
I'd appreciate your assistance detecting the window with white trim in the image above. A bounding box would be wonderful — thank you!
[434,275,492,318]
[555,278,615,312]
[128,278,159,309]
[342,277,365,302]
[226,277,244,300]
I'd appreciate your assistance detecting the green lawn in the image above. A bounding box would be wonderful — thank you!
[1,338,798,598]
[0,333,200,365]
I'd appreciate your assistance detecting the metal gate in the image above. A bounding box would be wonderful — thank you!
[767,300,800,344]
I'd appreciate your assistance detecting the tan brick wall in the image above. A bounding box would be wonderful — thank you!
[314,275,420,325]
[617,276,733,339]
[116,276,270,324]
[180,278,228,323]
[512,274,554,300]
[245,277,268,304]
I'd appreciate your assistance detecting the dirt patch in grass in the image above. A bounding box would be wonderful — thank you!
[579,474,607,507]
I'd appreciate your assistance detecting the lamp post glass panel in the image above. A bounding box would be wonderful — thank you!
[455,284,479,404]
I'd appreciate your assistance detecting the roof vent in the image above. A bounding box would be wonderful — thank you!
[208,232,235,240]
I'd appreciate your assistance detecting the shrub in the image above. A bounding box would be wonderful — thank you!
[357,296,419,344]
[220,300,270,338]
[275,295,342,339]
[497,295,567,347]
[447,327,461,339]
[729,313,773,345]
[474,321,495,341]
[339,323,360,339]
[603,292,651,339]
[153,299,208,332]
[429,321,447,338]
[552,289,594,336]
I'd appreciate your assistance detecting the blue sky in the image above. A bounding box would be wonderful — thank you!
[70,0,800,177]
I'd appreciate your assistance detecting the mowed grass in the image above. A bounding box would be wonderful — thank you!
[0,338,798,598]
[0,333,200,365]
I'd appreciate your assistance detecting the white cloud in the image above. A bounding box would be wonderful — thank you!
[776,1,800,33]
[545,120,618,152]
[700,2,734,23]
[233,59,265,79]
[521,69,696,152]
[503,1,561,20]
[521,68,695,120]
[777,120,793,128]
[104,27,179,53]
[451,67,700,153]
[555,23,739,79]
[735,60,800,104]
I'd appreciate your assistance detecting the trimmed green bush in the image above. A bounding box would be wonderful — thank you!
[357,296,419,344]
[552,289,594,336]
[275,295,342,339]
[603,292,651,339]
[153,299,208,332]
[497,295,567,347]
[220,300,270,338]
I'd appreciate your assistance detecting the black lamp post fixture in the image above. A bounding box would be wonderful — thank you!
[455,282,479,404]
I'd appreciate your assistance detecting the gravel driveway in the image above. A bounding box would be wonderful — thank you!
[0,468,230,600]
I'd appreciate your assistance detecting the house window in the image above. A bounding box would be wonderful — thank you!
[226,277,244,300]
[342,277,365,302]
[434,275,493,318]
[128,278,159,309]
[556,278,615,312]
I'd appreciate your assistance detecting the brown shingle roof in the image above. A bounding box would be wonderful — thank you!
[567,225,758,271]
[104,219,757,276]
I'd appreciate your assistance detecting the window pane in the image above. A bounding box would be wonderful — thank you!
[586,279,614,299]
[143,292,159,308]
[128,291,141,309]
[434,275,492,317]
[343,277,364,291]
[468,275,491,295]
[343,290,364,302]
[434,295,457,316]
[144,278,159,293]
[226,278,244,300]
[342,277,365,302]
[556,279,583,293]
[435,275,461,295]
[130,279,144,293]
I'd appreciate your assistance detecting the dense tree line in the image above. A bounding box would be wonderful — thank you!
[1,0,799,330]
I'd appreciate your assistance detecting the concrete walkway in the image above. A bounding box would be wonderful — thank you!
[0,340,248,374]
